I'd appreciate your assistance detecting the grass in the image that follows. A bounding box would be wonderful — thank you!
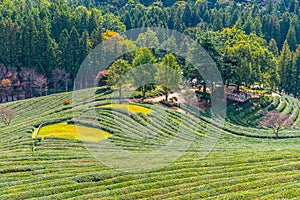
[32,122,111,142]
[0,87,300,199]
[99,103,154,114]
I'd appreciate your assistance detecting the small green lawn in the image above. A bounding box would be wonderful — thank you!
[99,104,153,114]
[32,122,111,142]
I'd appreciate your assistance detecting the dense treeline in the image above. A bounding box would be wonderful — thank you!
[0,0,125,101]
[98,0,300,51]
[0,0,300,102]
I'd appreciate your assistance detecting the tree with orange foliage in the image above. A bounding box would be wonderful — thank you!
[1,78,12,102]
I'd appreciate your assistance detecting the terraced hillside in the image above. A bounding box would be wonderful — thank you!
[227,95,300,129]
[0,88,300,199]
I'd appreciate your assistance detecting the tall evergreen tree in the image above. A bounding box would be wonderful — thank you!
[182,4,192,27]
[292,45,300,96]
[278,41,293,93]
[22,14,39,68]
[58,29,71,69]
[243,16,253,35]
[268,38,279,57]
[68,27,81,81]
[286,25,297,51]
[35,19,57,75]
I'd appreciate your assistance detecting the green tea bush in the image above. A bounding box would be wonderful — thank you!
[1,87,300,199]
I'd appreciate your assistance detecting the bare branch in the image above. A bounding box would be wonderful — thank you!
[0,107,18,126]
[260,111,291,139]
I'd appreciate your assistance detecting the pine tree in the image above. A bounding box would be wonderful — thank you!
[230,3,239,27]
[286,25,297,51]
[270,16,280,46]
[243,16,253,35]
[22,14,39,69]
[279,12,290,47]
[182,4,192,27]
[212,11,223,31]
[87,9,98,34]
[293,45,300,96]
[278,41,293,93]
[268,38,279,57]
[79,30,91,64]
[253,16,262,37]
[266,0,274,14]
[91,26,103,48]
[136,28,159,48]
[289,0,296,13]
[68,27,81,82]
[58,28,74,91]
[123,11,132,30]
[290,16,300,45]
[35,19,57,75]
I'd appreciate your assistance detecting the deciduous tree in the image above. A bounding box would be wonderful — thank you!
[132,48,157,100]
[107,59,131,101]
[156,53,182,101]
[0,107,18,126]
[260,111,292,139]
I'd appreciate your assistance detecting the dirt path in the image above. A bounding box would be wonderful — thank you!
[130,89,208,114]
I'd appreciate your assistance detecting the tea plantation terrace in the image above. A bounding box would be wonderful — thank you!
[0,87,299,199]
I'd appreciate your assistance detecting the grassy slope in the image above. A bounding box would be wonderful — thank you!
[33,122,111,142]
[0,88,299,199]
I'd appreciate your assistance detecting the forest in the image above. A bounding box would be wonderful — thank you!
[0,0,300,102]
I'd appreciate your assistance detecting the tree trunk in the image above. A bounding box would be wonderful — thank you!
[5,90,8,102]
[85,75,88,89]
[274,129,279,139]
[17,87,20,100]
[142,86,146,101]
[119,85,122,103]
[203,83,207,92]
[30,85,33,98]
[237,84,240,92]
[65,79,68,92]
[11,88,14,102]
[72,75,76,91]
[165,91,168,101]
[54,81,57,93]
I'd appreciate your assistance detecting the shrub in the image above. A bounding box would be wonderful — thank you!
[67,119,75,124]
[159,100,180,108]
[62,100,71,105]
